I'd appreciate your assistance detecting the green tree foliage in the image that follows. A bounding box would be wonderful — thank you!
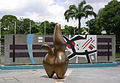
[62,25,88,35]
[1,15,18,37]
[38,21,57,35]
[31,24,39,34]
[49,22,57,35]
[1,15,17,30]
[64,0,96,34]
[19,18,33,34]
[0,15,57,36]
[98,0,120,43]
[86,19,102,35]
[62,25,77,35]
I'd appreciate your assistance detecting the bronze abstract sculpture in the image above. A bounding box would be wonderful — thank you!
[41,24,69,79]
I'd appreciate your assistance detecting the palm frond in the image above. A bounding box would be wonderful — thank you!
[98,8,103,17]
[64,10,75,22]
[85,11,97,18]
[64,10,75,17]
[83,5,93,11]
[79,12,86,18]
[64,9,71,16]
[78,0,86,11]
[65,14,75,22]
[69,5,78,12]
[64,5,78,22]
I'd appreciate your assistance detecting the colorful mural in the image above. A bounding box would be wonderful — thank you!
[64,35,97,63]
[6,34,115,64]
[27,34,35,64]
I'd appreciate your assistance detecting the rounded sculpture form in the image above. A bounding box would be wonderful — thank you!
[41,24,69,79]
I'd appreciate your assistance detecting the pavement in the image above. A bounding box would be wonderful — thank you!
[0,67,120,83]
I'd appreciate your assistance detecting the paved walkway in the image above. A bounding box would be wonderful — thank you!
[0,67,120,83]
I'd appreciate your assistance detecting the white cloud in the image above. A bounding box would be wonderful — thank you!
[48,4,65,16]
[89,2,108,14]
[23,12,40,21]
[0,0,112,27]
[0,0,28,11]
[0,0,54,19]
[0,0,54,13]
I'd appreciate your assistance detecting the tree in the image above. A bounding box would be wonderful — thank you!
[62,25,78,35]
[17,18,35,34]
[1,15,17,30]
[22,18,32,34]
[49,22,57,35]
[86,19,102,35]
[31,24,39,34]
[64,0,96,34]
[1,15,18,37]
[98,0,120,44]
[38,21,57,35]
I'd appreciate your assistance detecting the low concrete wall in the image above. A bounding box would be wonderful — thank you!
[4,34,52,64]
[4,34,115,64]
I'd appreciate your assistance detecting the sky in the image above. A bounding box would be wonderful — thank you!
[0,0,119,28]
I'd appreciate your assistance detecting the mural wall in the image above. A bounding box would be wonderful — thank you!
[64,35,97,63]
[4,34,115,64]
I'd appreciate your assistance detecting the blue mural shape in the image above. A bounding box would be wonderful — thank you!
[27,34,35,64]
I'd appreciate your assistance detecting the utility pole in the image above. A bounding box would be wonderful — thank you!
[13,21,16,62]
[74,19,76,35]
[0,22,1,55]
[15,21,16,34]
[44,21,46,35]
[30,21,31,34]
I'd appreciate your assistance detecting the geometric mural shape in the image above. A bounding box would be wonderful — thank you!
[27,34,35,64]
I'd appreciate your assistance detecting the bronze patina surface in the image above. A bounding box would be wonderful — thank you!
[41,24,69,79]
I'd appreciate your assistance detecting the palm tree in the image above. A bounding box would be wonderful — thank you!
[64,0,96,34]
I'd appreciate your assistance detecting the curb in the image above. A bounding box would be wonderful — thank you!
[0,63,119,70]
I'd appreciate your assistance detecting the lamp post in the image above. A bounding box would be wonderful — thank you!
[30,21,31,34]
[88,21,90,35]
[0,22,1,38]
[14,21,16,34]
[12,20,16,34]
[0,22,1,55]
[0,22,1,39]
[44,21,46,35]
[73,19,76,35]
[13,21,16,62]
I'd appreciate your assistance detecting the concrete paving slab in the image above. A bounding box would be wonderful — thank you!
[0,67,120,83]
[64,67,120,83]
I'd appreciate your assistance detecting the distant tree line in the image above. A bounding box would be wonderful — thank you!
[0,15,88,38]
[0,15,58,37]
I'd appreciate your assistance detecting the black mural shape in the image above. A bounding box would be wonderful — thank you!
[63,35,97,63]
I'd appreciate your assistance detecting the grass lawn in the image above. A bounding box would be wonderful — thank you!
[116,52,120,62]
[116,52,120,57]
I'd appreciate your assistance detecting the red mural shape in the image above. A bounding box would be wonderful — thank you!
[67,41,75,49]
[89,45,93,50]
